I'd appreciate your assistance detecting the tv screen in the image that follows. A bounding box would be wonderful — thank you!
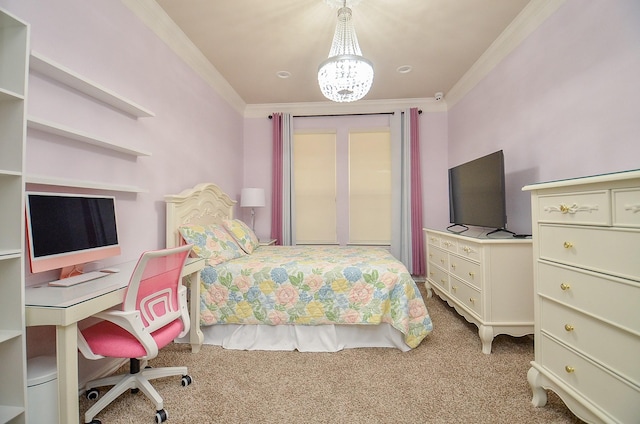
[448,150,507,231]
[25,192,121,274]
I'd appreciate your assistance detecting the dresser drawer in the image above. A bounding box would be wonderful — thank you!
[457,240,481,262]
[427,262,449,291]
[538,261,640,332]
[539,335,640,424]
[613,188,640,228]
[450,277,482,317]
[538,190,610,225]
[440,235,457,253]
[428,246,449,270]
[449,255,482,290]
[541,298,640,386]
[539,224,640,282]
[426,232,441,247]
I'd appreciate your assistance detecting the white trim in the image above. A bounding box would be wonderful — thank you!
[445,0,566,108]
[120,0,246,114]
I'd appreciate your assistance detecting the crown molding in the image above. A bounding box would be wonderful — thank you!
[243,97,447,119]
[122,0,564,117]
[445,0,566,108]
[120,0,246,114]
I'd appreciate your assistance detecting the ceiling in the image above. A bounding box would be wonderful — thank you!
[154,0,532,105]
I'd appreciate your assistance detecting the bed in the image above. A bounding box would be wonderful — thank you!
[165,183,433,352]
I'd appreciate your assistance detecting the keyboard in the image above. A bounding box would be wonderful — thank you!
[48,271,109,287]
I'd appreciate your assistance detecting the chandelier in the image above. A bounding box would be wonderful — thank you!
[317,2,373,102]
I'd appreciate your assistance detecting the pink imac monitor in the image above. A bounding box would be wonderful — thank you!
[25,192,121,276]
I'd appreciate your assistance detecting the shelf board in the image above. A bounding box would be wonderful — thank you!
[25,175,148,193]
[27,117,151,157]
[29,51,155,118]
[0,86,24,101]
[0,250,21,259]
[0,405,24,424]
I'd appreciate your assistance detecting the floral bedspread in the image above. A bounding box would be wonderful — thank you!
[198,245,432,349]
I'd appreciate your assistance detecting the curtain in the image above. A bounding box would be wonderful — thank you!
[391,108,424,276]
[270,113,294,246]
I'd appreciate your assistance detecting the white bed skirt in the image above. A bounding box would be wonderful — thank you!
[178,324,411,352]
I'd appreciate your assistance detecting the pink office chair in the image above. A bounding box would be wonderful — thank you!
[77,244,194,424]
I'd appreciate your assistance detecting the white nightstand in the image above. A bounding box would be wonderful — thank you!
[259,239,276,246]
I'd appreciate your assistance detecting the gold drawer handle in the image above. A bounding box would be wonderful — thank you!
[452,286,457,292]
[429,253,433,258]
[451,264,456,270]
[429,272,434,277]
[560,204,570,213]
[563,241,573,249]
[560,283,571,291]
[468,272,475,278]
[469,297,475,304]
[565,366,575,373]
[440,279,447,285]
[440,259,445,264]
[564,324,574,332]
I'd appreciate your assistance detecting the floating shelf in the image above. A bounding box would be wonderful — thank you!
[29,51,155,118]
[27,117,151,157]
[25,174,148,193]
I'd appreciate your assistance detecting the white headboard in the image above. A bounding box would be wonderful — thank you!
[164,183,236,248]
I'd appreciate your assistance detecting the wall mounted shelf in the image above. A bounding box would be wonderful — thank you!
[26,174,148,193]
[27,117,151,157]
[29,51,155,118]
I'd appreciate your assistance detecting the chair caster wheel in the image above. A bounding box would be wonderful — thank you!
[86,388,99,401]
[155,408,168,423]
[181,374,193,386]
[88,419,101,424]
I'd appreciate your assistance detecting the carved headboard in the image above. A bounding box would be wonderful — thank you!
[164,183,236,248]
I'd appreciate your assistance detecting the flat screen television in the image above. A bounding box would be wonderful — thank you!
[448,150,508,234]
[25,192,121,276]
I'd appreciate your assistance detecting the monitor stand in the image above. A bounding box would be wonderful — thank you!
[446,224,469,234]
[486,228,516,237]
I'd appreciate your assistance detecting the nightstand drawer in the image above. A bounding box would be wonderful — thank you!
[539,224,640,282]
[538,190,610,225]
[613,188,640,228]
[449,255,481,290]
[539,334,640,424]
[538,261,640,331]
[449,277,481,317]
[541,298,640,386]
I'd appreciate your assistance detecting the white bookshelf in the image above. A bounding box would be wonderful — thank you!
[0,7,28,423]
[25,175,148,194]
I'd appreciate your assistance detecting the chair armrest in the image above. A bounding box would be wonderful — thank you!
[177,284,190,338]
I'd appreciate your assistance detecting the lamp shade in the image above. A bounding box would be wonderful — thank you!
[240,188,265,208]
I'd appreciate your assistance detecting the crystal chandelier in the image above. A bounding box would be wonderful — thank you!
[317,2,373,102]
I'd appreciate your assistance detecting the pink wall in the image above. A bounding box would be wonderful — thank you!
[1,0,245,284]
[448,0,640,233]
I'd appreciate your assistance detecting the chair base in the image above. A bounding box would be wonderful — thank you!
[83,358,188,424]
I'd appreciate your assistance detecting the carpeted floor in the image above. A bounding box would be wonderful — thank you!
[78,286,584,423]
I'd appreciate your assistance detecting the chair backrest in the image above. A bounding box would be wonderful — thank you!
[123,244,193,334]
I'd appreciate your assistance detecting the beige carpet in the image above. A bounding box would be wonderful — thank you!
[79,287,583,423]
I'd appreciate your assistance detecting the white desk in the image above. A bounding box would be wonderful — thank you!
[25,257,204,424]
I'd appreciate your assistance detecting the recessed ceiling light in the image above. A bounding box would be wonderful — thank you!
[276,71,291,79]
[396,65,412,74]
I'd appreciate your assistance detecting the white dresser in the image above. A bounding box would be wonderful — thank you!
[523,170,640,424]
[424,228,533,354]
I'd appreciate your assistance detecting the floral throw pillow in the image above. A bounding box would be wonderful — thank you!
[178,224,246,265]
[222,219,260,254]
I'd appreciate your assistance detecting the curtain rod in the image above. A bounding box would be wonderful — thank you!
[268,110,422,119]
